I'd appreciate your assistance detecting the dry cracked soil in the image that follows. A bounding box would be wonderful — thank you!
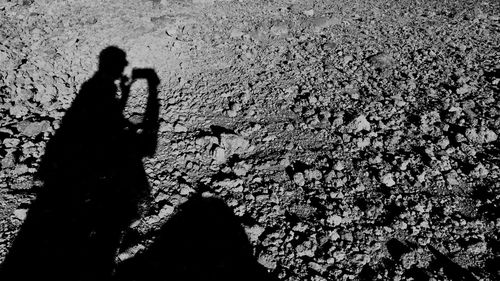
[0,0,499,280]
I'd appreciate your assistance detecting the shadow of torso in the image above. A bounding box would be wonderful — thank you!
[1,73,152,281]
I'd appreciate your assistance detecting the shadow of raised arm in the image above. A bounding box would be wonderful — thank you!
[131,68,160,157]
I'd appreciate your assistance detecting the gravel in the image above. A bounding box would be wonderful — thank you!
[1,0,499,280]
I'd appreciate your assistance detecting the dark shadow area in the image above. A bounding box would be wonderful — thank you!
[386,238,411,261]
[469,178,500,280]
[427,245,478,281]
[114,194,278,281]
[405,267,430,281]
[485,238,500,280]
[284,160,311,179]
[381,239,479,281]
[358,264,377,281]
[374,202,405,226]
[0,46,160,281]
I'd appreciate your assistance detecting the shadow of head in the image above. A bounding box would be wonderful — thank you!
[98,46,128,80]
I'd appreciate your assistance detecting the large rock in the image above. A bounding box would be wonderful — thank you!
[351,115,371,133]
[311,16,342,32]
[245,224,265,243]
[381,173,395,187]
[465,127,498,143]
[0,49,9,63]
[219,133,253,155]
[16,120,51,137]
[367,52,394,69]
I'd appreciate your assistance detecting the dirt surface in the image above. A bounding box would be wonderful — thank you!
[1,0,499,280]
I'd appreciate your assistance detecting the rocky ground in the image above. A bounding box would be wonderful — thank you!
[1,0,499,280]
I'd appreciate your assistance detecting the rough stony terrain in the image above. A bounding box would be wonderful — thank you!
[1,0,499,280]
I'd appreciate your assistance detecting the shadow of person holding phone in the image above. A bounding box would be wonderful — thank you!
[0,46,160,281]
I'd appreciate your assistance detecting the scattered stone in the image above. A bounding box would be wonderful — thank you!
[158,204,175,219]
[328,214,342,226]
[262,134,276,142]
[201,191,215,198]
[16,120,51,137]
[305,169,322,181]
[270,24,289,36]
[230,102,241,112]
[324,170,336,183]
[343,55,354,65]
[1,152,15,169]
[0,50,8,62]
[311,16,342,32]
[367,52,394,69]
[303,9,315,17]
[33,86,55,105]
[456,84,473,95]
[219,133,253,155]
[9,104,29,118]
[227,102,241,117]
[10,178,32,190]
[308,95,318,105]
[351,115,371,133]
[0,3,497,280]
[333,161,344,171]
[192,0,215,4]
[255,194,268,202]
[401,250,432,269]
[180,184,195,196]
[214,179,243,189]
[159,122,173,132]
[467,242,487,255]
[464,127,497,143]
[446,171,460,185]
[308,261,325,273]
[296,239,317,257]
[13,164,29,175]
[0,127,13,135]
[13,208,28,221]
[484,129,497,143]
[357,137,370,148]
[116,244,145,262]
[342,232,353,242]
[381,173,395,187]
[319,110,331,123]
[332,250,346,262]
[229,28,244,39]
[293,172,305,186]
[292,222,308,232]
[279,157,291,168]
[213,146,226,163]
[258,252,277,269]
[173,123,188,133]
[233,161,252,176]
[465,128,480,143]
[472,163,488,177]
[289,203,316,219]
[330,230,340,241]
[245,224,265,243]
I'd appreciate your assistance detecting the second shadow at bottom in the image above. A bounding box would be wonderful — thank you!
[114,195,277,281]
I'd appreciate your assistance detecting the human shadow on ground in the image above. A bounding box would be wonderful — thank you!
[0,46,160,281]
[114,194,278,281]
